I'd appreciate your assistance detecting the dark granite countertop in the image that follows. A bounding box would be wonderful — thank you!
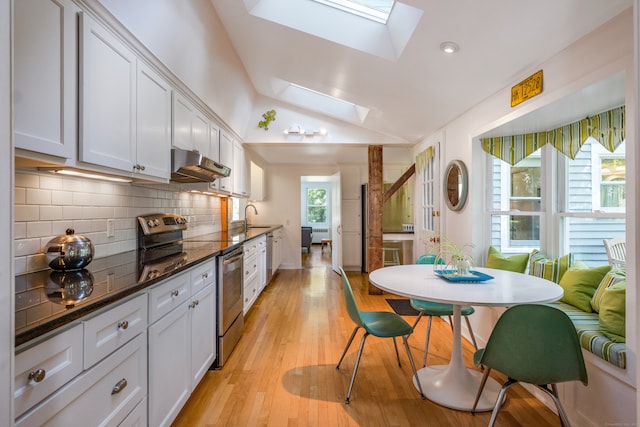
[14,225,281,348]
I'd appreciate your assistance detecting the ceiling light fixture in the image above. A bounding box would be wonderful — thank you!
[284,124,328,137]
[440,41,459,54]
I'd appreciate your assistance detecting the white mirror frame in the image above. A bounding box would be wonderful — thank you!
[443,160,468,211]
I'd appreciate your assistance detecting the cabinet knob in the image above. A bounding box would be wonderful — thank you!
[202,272,208,279]
[171,290,179,297]
[139,165,145,171]
[117,320,129,330]
[28,369,46,383]
[111,378,128,395]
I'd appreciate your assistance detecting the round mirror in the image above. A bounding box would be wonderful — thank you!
[443,160,468,211]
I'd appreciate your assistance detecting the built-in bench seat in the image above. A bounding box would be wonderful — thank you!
[548,301,626,369]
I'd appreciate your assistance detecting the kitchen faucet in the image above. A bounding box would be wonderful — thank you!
[244,203,258,231]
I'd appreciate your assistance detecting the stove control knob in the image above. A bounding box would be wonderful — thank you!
[178,217,186,224]
[146,220,155,228]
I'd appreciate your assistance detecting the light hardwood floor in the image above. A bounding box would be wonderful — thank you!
[172,245,561,426]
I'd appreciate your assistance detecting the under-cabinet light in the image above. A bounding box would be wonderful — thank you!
[39,168,133,183]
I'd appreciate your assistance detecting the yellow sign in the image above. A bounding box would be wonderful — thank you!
[511,70,543,107]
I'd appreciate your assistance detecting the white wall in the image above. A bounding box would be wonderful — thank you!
[1,0,13,424]
[413,8,637,426]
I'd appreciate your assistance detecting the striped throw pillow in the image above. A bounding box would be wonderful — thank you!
[528,250,574,283]
[591,268,626,312]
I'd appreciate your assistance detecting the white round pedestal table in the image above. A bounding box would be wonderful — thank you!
[368,264,563,412]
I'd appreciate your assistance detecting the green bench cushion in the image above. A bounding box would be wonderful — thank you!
[548,301,626,369]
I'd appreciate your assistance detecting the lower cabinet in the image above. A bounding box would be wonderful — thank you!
[15,259,217,427]
[16,333,147,427]
[148,260,216,427]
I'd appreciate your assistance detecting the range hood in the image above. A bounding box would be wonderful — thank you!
[170,148,231,183]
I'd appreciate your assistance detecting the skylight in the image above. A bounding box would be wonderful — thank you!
[313,0,395,24]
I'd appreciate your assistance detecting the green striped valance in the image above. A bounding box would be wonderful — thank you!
[416,146,434,172]
[482,105,625,164]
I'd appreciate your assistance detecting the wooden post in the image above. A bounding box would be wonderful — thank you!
[367,145,384,294]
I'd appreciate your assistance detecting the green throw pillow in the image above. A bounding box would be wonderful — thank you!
[599,281,626,342]
[528,250,574,283]
[559,262,611,312]
[485,246,530,273]
[590,268,626,312]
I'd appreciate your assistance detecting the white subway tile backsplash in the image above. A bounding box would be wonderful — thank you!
[15,172,39,188]
[26,222,52,238]
[15,223,26,240]
[39,205,63,220]
[15,171,223,274]
[26,188,52,205]
[15,205,39,222]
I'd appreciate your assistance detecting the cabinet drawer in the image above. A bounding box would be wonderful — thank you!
[14,324,84,418]
[83,293,147,369]
[16,332,147,427]
[119,397,147,427]
[190,260,215,296]
[148,271,190,323]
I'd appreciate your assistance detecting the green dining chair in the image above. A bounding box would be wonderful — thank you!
[410,254,478,367]
[471,304,588,427]
[336,267,425,404]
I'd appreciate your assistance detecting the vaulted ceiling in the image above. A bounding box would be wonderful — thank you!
[210,0,631,164]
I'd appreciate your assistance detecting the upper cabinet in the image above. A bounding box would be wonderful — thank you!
[250,161,265,201]
[136,63,172,180]
[218,131,233,194]
[14,0,79,159]
[79,13,171,181]
[232,140,249,198]
[79,12,137,172]
[171,91,220,162]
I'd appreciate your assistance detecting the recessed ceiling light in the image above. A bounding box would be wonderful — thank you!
[440,41,459,54]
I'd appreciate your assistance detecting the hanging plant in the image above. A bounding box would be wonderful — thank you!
[258,109,277,131]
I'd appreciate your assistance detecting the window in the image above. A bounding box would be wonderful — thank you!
[313,0,395,23]
[306,188,328,224]
[487,137,625,265]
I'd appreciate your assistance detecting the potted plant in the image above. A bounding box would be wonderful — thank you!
[433,236,475,276]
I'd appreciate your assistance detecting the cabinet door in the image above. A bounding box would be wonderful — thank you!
[218,131,233,193]
[14,0,77,159]
[232,140,248,197]
[189,285,215,388]
[172,91,193,150]
[136,63,171,180]
[148,305,190,427]
[192,110,210,158]
[79,12,136,172]
[208,123,221,191]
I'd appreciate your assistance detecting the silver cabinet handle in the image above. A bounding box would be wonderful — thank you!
[189,299,200,309]
[117,320,129,330]
[28,369,46,383]
[111,378,127,395]
[202,272,209,279]
[171,290,179,297]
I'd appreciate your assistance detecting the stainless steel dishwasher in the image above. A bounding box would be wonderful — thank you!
[216,245,243,367]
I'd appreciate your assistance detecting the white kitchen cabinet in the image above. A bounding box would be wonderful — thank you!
[189,284,215,387]
[14,324,84,418]
[16,333,147,427]
[243,239,259,313]
[148,297,191,427]
[148,261,216,427]
[13,0,78,159]
[272,228,283,275]
[172,91,193,151]
[209,122,221,191]
[218,130,234,194]
[136,62,171,180]
[83,293,147,369]
[233,140,249,197]
[79,12,137,172]
[257,235,267,291]
[147,271,190,323]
